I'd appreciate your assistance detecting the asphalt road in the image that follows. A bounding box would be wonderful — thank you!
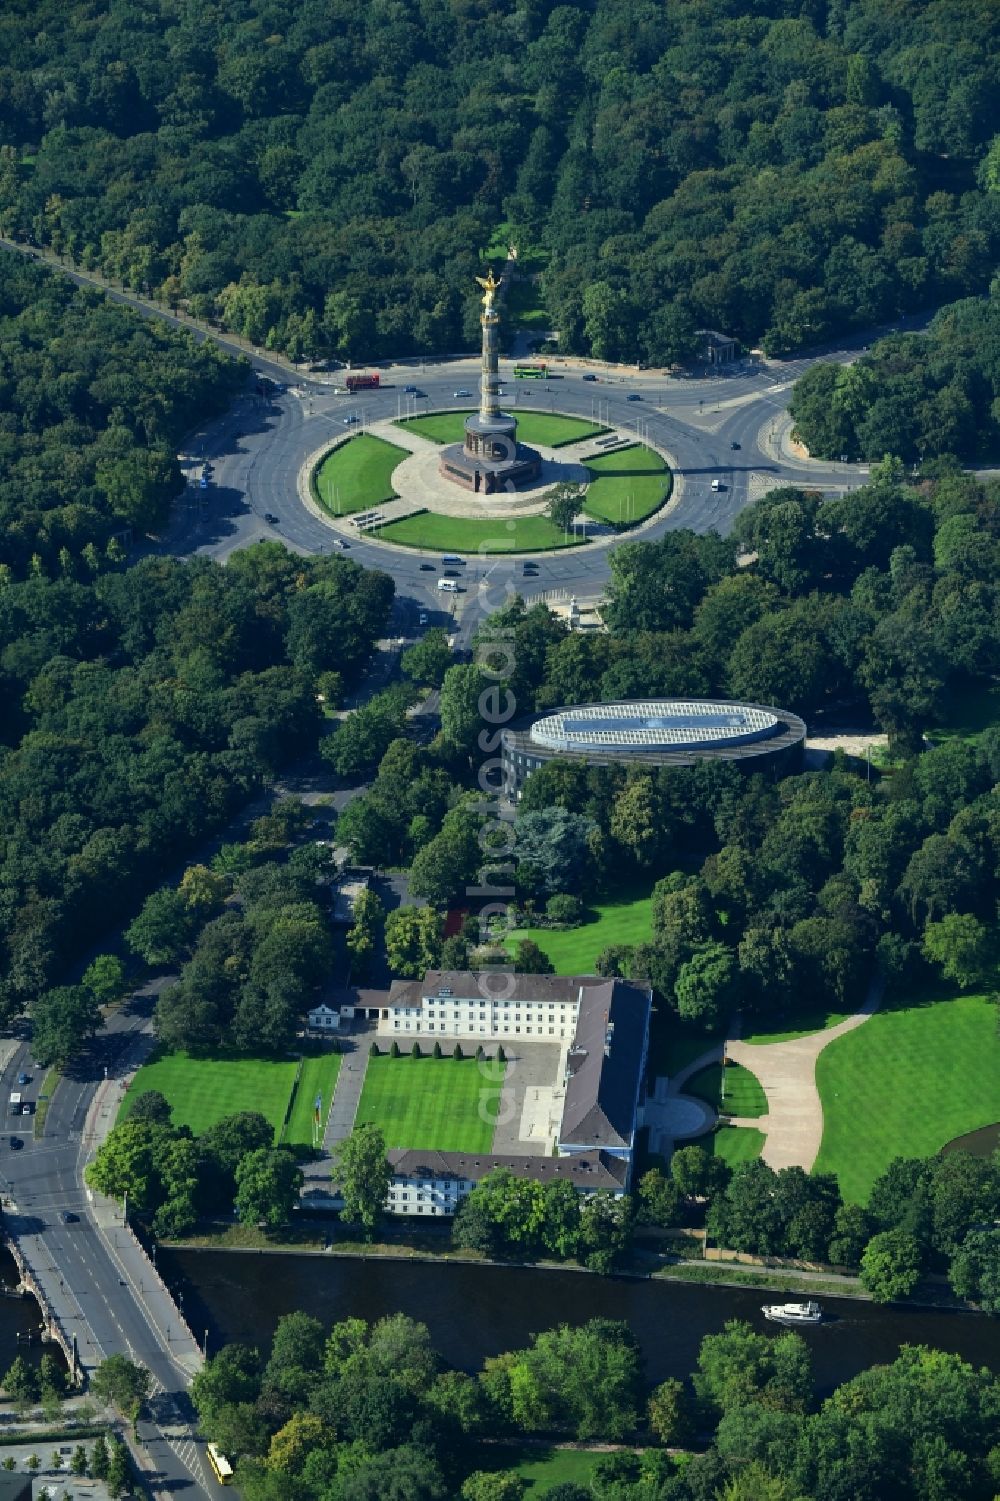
[159,338,885,648]
[0,236,938,1495]
[0,1000,227,1497]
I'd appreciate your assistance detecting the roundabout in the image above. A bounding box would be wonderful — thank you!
[303,272,677,558]
[154,267,883,652]
[307,412,674,555]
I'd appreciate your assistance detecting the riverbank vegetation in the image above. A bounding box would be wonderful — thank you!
[89,1094,304,1237]
[191,1306,1000,1501]
[319,1118,1000,1312]
[2,3,998,366]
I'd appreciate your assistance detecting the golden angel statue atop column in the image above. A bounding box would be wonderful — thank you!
[475,268,502,313]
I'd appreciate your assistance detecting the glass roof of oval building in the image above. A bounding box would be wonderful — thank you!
[529,700,781,753]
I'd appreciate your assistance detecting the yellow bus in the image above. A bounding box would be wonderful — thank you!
[207,1442,233,1485]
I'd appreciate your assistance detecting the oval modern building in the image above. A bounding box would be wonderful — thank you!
[502,698,806,798]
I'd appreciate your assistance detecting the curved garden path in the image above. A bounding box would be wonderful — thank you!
[725,980,882,1172]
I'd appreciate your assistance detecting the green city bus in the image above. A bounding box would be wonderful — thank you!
[512,362,547,378]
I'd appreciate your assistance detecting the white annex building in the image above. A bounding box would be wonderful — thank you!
[369,971,653,1218]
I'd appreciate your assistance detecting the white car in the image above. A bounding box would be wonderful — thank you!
[453,389,472,398]
[418,611,429,625]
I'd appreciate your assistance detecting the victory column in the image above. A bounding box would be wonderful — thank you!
[438,268,541,493]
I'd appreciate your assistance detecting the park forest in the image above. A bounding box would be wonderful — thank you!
[189,1309,1000,1501]
[0,0,998,362]
[0,548,393,1036]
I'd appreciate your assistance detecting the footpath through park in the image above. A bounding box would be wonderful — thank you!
[725,979,882,1172]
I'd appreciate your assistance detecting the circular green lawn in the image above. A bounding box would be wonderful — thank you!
[310,412,672,553]
[313,433,409,516]
[395,409,610,448]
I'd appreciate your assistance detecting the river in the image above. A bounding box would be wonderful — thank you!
[0,1246,59,1374]
[159,1249,1000,1395]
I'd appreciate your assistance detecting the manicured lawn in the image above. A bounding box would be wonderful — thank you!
[119,1051,297,1138]
[742,1008,852,1045]
[394,410,608,447]
[687,1063,767,1117]
[471,1443,625,1492]
[511,1446,606,1490]
[584,444,672,525]
[313,434,408,515]
[506,883,655,975]
[356,1054,504,1152]
[281,1053,342,1150]
[928,678,1000,744]
[814,991,1000,1204]
[377,510,581,554]
[709,1126,765,1165]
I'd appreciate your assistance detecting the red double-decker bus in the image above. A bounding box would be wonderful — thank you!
[345,372,380,392]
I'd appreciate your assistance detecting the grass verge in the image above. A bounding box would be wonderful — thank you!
[356,1053,503,1153]
[654,1263,865,1297]
[742,1009,852,1045]
[473,1444,610,1491]
[281,1053,342,1150]
[709,1125,765,1165]
[313,433,408,515]
[583,444,672,525]
[506,882,655,975]
[814,989,1000,1203]
[376,510,582,553]
[33,1067,60,1138]
[687,1063,767,1117]
[118,1049,298,1138]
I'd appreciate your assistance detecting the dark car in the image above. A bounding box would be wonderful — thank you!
[9,1136,22,1150]
[16,1072,29,1086]
[404,384,418,393]
[626,392,641,401]
[730,440,741,450]
[419,562,435,571]
[264,512,279,524]
[60,1211,78,1224]
[582,373,597,382]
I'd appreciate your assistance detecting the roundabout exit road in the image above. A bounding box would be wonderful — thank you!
[169,345,873,647]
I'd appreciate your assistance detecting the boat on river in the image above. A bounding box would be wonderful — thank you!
[762,1299,823,1326]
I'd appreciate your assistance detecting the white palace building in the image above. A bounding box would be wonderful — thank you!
[367,970,653,1218]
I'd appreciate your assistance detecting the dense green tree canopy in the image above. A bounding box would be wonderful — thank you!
[791,292,1000,462]
[0,1,997,365]
[0,549,390,1026]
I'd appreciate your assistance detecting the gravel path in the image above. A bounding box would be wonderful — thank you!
[725,980,882,1171]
